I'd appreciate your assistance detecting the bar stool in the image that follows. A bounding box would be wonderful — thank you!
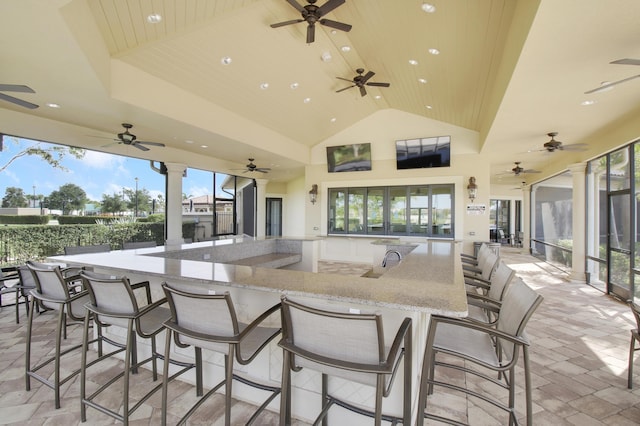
[161,283,281,426]
[79,270,170,425]
[279,296,412,426]
[25,260,99,409]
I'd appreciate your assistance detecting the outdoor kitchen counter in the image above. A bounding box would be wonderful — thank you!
[49,238,468,316]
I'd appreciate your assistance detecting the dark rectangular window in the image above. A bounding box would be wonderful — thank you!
[328,185,454,238]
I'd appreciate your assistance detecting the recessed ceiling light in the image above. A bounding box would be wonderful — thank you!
[421,3,436,13]
[340,45,351,52]
[409,59,419,66]
[221,56,232,65]
[321,52,332,62]
[185,140,194,144]
[290,82,299,90]
[428,48,440,55]
[330,117,337,123]
[374,95,381,99]
[303,97,311,104]
[46,103,60,108]
[147,13,162,23]
[425,105,433,109]
[260,82,269,90]
[581,100,597,106]
[418,78,428,84]
[200,145,208,148]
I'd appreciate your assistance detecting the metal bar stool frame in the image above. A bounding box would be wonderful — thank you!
[24,261,101,409]
[279,296,412,426]
[79,270,172,425]
[160,283,282,426]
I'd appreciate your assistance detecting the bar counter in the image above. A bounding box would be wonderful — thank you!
[50,237,467,424]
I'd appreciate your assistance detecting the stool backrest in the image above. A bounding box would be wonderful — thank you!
[80,270,138,315]
[26,260,71,302]
[487,261,515,302]
[64,244,111,255]
[163,284,239,337]
[281,297,384,366]
[496,279,543,360]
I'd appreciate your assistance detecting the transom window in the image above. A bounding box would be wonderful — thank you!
[328,185,454,237]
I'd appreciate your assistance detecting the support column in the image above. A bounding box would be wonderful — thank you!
[569,162,587,283]
[255,178,268,238]
[165,163,187,245]
[522,185,532,255]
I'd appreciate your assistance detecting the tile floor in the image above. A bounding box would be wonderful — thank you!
[0,247,638,425]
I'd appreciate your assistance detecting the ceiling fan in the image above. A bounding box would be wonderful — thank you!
[101,123,165,151]
[237,158,270,174]
[336,68,390,97]
[585,58,640,94]
[0,84,39,109]
[508,162,540,176]
[270,0,351,44]
[539,132,587,153]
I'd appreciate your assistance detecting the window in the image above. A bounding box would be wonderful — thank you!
[328,185,454,237]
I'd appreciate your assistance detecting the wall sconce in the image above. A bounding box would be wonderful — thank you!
[467,177,478,202]
[309,184,318,205]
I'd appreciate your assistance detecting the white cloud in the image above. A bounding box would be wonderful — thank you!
[186,185,211,197]
[78,151,126,170]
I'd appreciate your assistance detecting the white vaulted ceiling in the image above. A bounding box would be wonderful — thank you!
[1,0,640,183]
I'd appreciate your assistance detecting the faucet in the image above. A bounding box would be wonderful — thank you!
[382,250,402,267]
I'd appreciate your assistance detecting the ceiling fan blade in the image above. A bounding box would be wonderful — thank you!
[0,84,35,93]
[270,19,304,28]
[306,23,315,43]
[133,143,150,151]
[562,143,588,151]
[360,71,375,84]
[319,19,352,32]
[137,141,165,147]
[336,77,354,83]
[359,86,367,97]
[0,92,39,109]
[100,141,120,148]
[286,0,306,12]
[336,84,355,93]
[584,74,640,94]
[611,58,640,66]
[317,0,345,15]
[366,82,390,87]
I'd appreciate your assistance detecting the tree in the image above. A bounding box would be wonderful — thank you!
[101,193,125,215]
[123,187,152,216]
[47,183,87,214]
[0,136,85,173]
[1,187,28,207]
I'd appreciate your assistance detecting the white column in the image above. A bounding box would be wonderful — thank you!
[165,163,187,245]
[255,178,268,238]
[522,185,532,254]
[569,162,587,283]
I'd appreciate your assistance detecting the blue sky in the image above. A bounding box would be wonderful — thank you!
[0,137,217,203]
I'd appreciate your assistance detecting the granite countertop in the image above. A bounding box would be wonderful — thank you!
[49,239,467,317]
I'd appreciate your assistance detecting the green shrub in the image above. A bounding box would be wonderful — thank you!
[0,215,50,225]
[58,215,122,225]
